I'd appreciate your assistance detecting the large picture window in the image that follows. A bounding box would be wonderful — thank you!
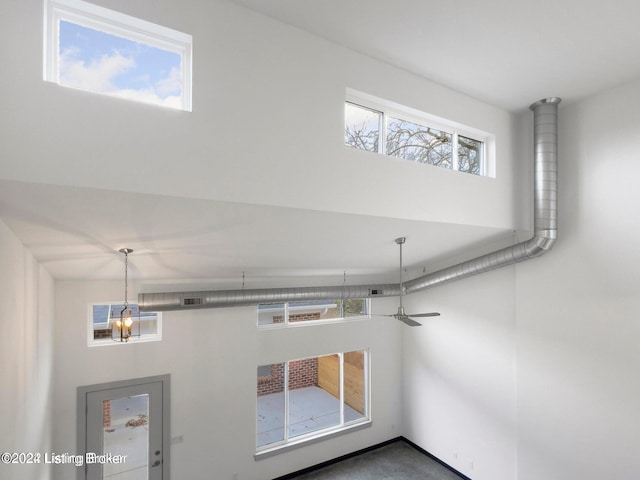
[256,350,369,454]
[345,92,492,176]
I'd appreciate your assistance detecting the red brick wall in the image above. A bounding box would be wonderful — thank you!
[94,328,112,339]
[257,357,320,396]
[271,312,322,324]
[288,358,318,390]
[257,363,285,396]
[289,312,322,323]
[103,400,111,427]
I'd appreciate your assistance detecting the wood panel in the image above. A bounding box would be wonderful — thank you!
[317,354,340,398]
[344,361,364,414]
[317,352,365,415]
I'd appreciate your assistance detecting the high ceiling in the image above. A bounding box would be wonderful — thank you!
[0,180,512,285]
[228,0,640,112]
[3,0,638,285]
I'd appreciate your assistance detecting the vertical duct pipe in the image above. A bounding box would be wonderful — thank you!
[138,98,560,312]
[403,97,560,293]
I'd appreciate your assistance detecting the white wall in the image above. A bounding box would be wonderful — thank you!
[402,80,640,480]
[402,267,517,480]
[53,282,403,480]
[0,1,554,478]
[515,80,640,480]
[1,0,517,231]
[0,219,55,480]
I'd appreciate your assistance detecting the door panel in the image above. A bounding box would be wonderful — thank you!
[79,376,168,480]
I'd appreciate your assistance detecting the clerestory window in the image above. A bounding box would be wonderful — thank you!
[89,303,162,346]
[257,299,369,327]
[44,0,192,111]
[345,91,493,176]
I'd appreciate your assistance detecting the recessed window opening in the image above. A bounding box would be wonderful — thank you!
[89,303,162,346]
[256,350,370,454]
[44,0,192,111]
[345,91,493,177]
[257,299,369,326]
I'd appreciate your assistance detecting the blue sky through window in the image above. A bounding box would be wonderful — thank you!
[59,20,183,108]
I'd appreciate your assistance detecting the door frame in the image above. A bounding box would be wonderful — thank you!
[77,374,171,480]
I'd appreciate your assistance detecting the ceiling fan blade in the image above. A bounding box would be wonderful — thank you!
[398,316,422,327]
[375,238,443,327]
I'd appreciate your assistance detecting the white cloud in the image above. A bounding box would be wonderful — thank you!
[154,67,182,97]
[59,48,134,93]
[58,49,183,110]
[113,88,182,109]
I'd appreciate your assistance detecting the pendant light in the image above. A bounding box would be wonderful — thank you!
[112,248,139,342]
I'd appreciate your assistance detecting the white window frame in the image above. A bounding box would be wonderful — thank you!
[257,298,370,328]
[255,350,371,458]
[345,89,495,177]
[44,0,193,111]
[87,302,163,347]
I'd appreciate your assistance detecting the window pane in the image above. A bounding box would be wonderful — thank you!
[103,394,149,478]
[93,305,110,327]
[458,135,484,175]
[58,20,184,109]
[288,300,340,322]
[289,355,340,438]
[343,351,366,422]
[257,363,285,447]
[92,303,159,341]
[343,299,367,317]
[345,102,381,152]
[257,303,285,325]
[386,117,453,169]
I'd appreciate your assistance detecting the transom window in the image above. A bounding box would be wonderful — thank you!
[89,303,162,346]
[44,0,192,111]
[345,92,493,176]
[256,350,370,454]
[257,299,369,326]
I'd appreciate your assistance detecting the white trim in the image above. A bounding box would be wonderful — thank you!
[339,352,345,425]
[256,349,371,456]
[44,0,192,111]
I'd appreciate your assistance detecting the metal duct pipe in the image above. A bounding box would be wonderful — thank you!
[139,283,400,312]
[139,97,559,312]
[404,97,560,293]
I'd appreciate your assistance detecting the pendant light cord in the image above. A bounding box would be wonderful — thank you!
[124,250,129,308]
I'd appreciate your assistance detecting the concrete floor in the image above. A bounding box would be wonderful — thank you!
[257,386,364,448]
[279,440,467,480]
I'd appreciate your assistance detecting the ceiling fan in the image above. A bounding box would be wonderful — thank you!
[383,237,440,327]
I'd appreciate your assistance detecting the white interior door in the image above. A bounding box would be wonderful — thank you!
[79,376,169,480]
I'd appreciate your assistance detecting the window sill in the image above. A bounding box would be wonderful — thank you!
[88,335,162,347]
[254,420,372,460]
[257,315,371,330]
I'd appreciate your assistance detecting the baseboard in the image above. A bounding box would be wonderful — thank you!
[400,437,472,480]
[272,436,472,480]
